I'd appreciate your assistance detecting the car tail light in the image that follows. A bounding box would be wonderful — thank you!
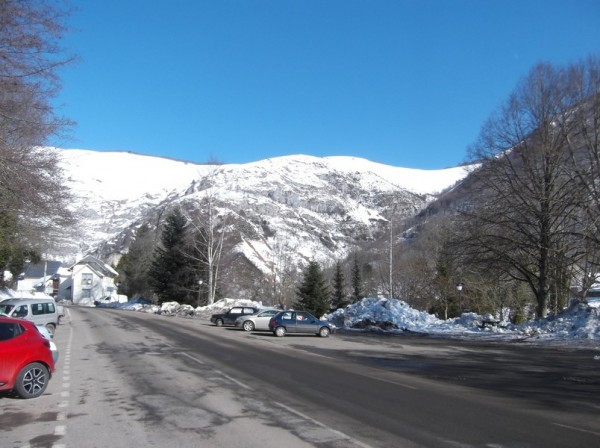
[42,339,50,348]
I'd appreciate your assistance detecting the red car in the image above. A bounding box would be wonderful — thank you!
[0,316,55,398]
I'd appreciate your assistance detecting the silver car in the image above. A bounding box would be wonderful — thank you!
[0,298,60,334]
[234,308,280,332]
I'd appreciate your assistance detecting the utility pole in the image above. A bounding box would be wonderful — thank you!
[197,280,203,307]
[389,199,397,299]
[389,219,393,299]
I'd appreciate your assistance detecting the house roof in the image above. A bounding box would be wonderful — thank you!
[73,262,107,279]
[20,261,62,279]
[69,255,118,278]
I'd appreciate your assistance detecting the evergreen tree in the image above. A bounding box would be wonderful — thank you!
[148,209,194,304]
[331,261,349,310]
[116,224,155,300]
[294,260,330,317]
[0,211,42,287]
[351,253,364,303]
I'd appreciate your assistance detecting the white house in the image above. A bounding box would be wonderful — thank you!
[16,260,63,296]
[63,255,120,305]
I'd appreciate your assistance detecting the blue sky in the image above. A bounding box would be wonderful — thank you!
[52,0,600,169]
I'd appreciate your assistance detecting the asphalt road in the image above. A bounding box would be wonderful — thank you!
[1,306,599,448]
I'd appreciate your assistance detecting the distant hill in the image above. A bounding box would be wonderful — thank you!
[54,148,471,295]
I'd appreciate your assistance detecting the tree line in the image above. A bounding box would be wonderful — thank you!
[390,57,600,321]
[116,206,367,318]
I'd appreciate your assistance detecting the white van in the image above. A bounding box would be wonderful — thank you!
[0,298,60,334]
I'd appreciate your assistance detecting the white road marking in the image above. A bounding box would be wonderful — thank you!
[215,369,252,390]
[369,375,418,390]
[553,422,600,437]
[53,324,73,448]
[274,401,376,448]
[177,351,252,389]
[176,351,205,364]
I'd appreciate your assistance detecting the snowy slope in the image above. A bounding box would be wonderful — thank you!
[56,149,470,271]
[61,149,207,201]
[61,149,468,202]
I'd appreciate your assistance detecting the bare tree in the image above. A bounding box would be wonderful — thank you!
[0,0,75,283]
[460,63,585,318]
[184,169,227,305]
[267,229,301,307]
[559,56,600,298]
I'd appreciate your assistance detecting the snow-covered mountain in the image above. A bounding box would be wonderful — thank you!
[56,149,470,275]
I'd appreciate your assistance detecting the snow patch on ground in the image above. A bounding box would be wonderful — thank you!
[92,294,600,347]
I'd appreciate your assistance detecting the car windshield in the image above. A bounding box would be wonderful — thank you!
[0,304,15,315]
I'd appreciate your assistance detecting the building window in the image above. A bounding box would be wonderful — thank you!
[82,273,93,286]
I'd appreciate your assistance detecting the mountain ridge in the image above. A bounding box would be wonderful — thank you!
[54,148,470,294]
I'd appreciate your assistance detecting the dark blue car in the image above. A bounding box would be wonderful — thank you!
[268,310,335,337]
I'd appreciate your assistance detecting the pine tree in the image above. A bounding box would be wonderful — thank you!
[351,253,363,303]
[331,261,349,310]
[116,224,155,300]
[294,260,330,318]
[148,209,193,304]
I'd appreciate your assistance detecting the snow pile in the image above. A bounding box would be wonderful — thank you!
[190,298,267,320]
[102,297,268,320]
[0,288,55,301]
[195,298,266,312]
[326,297,600,342]
[326,297,443,331]
[326,299,504,334]
[516,303,600,340]
[88,294,600,344]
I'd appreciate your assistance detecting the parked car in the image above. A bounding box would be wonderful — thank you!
[0,298,60,334]
[36,325,59,364]
[0,295,64,319]
[234,308,280,331]
[210,306,260,326]
[268,310,335,337]
[0,316,56,398]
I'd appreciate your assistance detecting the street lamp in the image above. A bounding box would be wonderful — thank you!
[197,280,203,307]
[456,282,464,311]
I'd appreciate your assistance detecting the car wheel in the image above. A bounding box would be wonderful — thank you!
[46,323,56,335]
[215,319,224,327]
[274,326,286,337]
[318,326,331,337]
[242,320,255,331]
[15,362,50,399]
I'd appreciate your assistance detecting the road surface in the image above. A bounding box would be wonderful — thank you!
[1,306,599,447]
